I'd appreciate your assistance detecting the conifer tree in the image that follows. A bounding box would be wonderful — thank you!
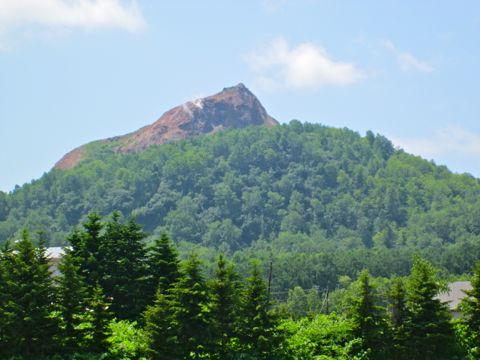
[405,256,454,360]
[69,213,104,290]
[460,260,480,357]
[0,241,11,357]
[144,290,178,360]
[0,230,57,358]
[240,262,276,359]
[56,251,89,354]
[348,269,388,359]
[143,235,182,359]
[101,213,148,320]
[146,233,180,302]
[82,283,113,354]
[69,212,148,320]
[170,254,212,358]
[388,276,409,359]
[209,254,242,359]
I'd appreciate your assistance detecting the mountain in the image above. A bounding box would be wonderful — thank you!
[1,85,480,290]
[55,83,278,170]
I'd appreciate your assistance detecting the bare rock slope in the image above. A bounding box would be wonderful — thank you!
[55,83,278,170]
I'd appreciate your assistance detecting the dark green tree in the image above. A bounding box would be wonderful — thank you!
[209,254,242,359]
[239,262,276,359]
[388,276,409,359]
[101,213,148,320]
[0,190,8,221]
[143,234,182,358]
[69,212,148,320]
[56,251,89,354]
[347,269,388,359]
[0,230,57,358]
[170,254,212,358]
[405,256,454,360]
[81,283,113,354]
[460,260,480,357]
[0,241,12,358]
[146,233,180,301]
[144,290,178,360]
[69,213,104,290]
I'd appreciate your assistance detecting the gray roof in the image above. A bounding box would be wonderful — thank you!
[46,247,65,260]
[437,281,472,310]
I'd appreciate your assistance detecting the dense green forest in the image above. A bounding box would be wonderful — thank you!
[1,122,480,291]
[2,214,480,359]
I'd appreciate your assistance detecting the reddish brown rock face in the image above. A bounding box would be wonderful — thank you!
[54,83,278,170]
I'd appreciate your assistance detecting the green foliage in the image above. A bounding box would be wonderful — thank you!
[100,213,148,320]
[279,314,361,359]
[404,256,455,360]
[2,123,480,292]
[0,191,8,221]
[460,260,480,357]
[56,251,89,354]
[2,222,480,359]
[69,213,148,320]
[286,286,309,320]
[106,320,148,360]
[388,277,409,359]
[80,284,113,354]
[209,254,242,359]
[143,290,177,360]
[69,213,104,291]
[0,230,58,358]
[347,269,389,359]
[239,262,278,359]
[144,253,214,359]
[169,254,212,358]
[284,286,325,320]
[145,233,180,301]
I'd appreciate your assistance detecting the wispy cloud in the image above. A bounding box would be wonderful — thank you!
[391,126,480,158]
[246,37,365,91]
[382,40,434,73]
[261,0,288,13]
[0,0,145,45]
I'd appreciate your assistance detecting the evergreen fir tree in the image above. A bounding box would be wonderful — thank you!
[144,290,178,360]
[82,283,113,354]
[348,269,388,359]
[0,241,11,357]
[143,234,182,359]
[388,276,409,359]
[209,254,242,359]
[56,251,89,354]
[0,230,57,358]
[240,262,275,359]
[69,213,104,291]
[69,212,148,320]
[101,213,148,320]
[170,254,212,358]
[460,260,480,357]
[405,256,454,360]
[146,233,180,302]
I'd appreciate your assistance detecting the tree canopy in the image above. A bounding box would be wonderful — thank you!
[1,123,480,291]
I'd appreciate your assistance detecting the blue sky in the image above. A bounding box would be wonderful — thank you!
[1,0,479,191]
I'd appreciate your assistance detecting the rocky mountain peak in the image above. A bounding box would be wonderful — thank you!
[55,84,278,170]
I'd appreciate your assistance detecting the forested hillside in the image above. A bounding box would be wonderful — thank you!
[1,122,480,289]
[2,219,480,359]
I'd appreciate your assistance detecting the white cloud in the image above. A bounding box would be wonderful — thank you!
[261,0,288,13]
[391,126,480,158]
[246,37,365,91]
[382,40,434,73]
[0,0,145,36]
